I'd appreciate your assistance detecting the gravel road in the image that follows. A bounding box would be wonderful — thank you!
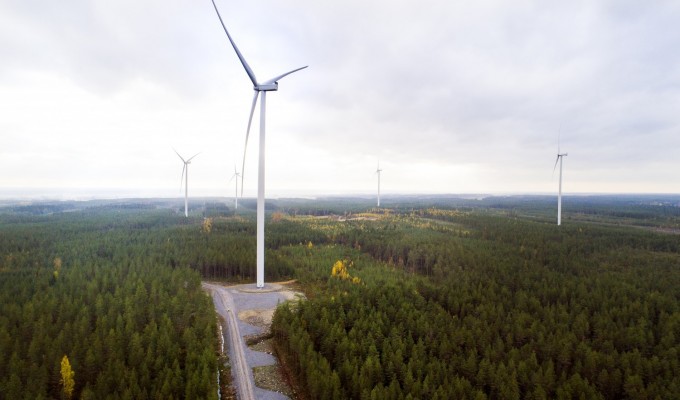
[204,282,295,400]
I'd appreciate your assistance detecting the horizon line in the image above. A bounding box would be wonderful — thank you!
[2,191,680,203]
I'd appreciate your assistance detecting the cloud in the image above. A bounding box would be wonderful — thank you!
[1,0,679,198]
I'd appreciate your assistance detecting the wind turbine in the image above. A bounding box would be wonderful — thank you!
[174,149,200,218]
[553,134,568,226]
[376,162,383,207]
[210,0,307,288]
[229,165,241,209]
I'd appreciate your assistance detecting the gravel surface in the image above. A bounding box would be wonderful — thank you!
[246,347,277,368]
[253,386,290,400]
[205,282,303,400]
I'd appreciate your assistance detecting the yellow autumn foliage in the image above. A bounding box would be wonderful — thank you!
[202,217,213,233]
[330,259,360,284]
[271,212,285,222]
[60,355,75,400]
[53,257,62,280]
[331,260,349,280]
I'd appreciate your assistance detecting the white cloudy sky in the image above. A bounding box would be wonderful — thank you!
[1,0,679,199]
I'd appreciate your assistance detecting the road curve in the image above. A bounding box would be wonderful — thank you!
[203,283,255,400]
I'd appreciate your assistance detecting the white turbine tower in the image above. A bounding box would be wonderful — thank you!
[376,162,383,207]
[553,136,568,226]
[210,0,307,288]
[174,149,200,218]
[229,165,241,210]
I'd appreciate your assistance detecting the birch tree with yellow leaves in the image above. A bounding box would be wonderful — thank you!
[60,355,75,399]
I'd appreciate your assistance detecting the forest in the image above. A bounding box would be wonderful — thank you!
[0,208,219,399]
[1,194,679,399]
[271,211,680,399]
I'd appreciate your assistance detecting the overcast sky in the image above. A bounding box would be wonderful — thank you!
[1,0,679,199]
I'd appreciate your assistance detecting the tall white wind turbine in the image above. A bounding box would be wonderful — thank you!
[174,149,200,218]
[376,162,383,207]
[553,136,568,226]
[210,0,307,288]
[229,165,241,209]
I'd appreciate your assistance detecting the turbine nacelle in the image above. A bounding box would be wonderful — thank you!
[553,153,567,173]
[255,83,278,91]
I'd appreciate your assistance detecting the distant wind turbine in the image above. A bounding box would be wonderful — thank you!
[174,149,200,218]
[229,165,241,209]
[210,0,307,288]
[376,162,383,207]
[553,133,568,226]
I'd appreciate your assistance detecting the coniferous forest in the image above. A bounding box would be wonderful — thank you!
[1,195,679,399]
[0,208,219,399]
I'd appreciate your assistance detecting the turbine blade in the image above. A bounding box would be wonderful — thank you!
[263,66,308,85]
[173,148,186,163]
[552,155,559,175]
[210,0,258,86]
[187,152,201,162]
[241,91,259,197]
